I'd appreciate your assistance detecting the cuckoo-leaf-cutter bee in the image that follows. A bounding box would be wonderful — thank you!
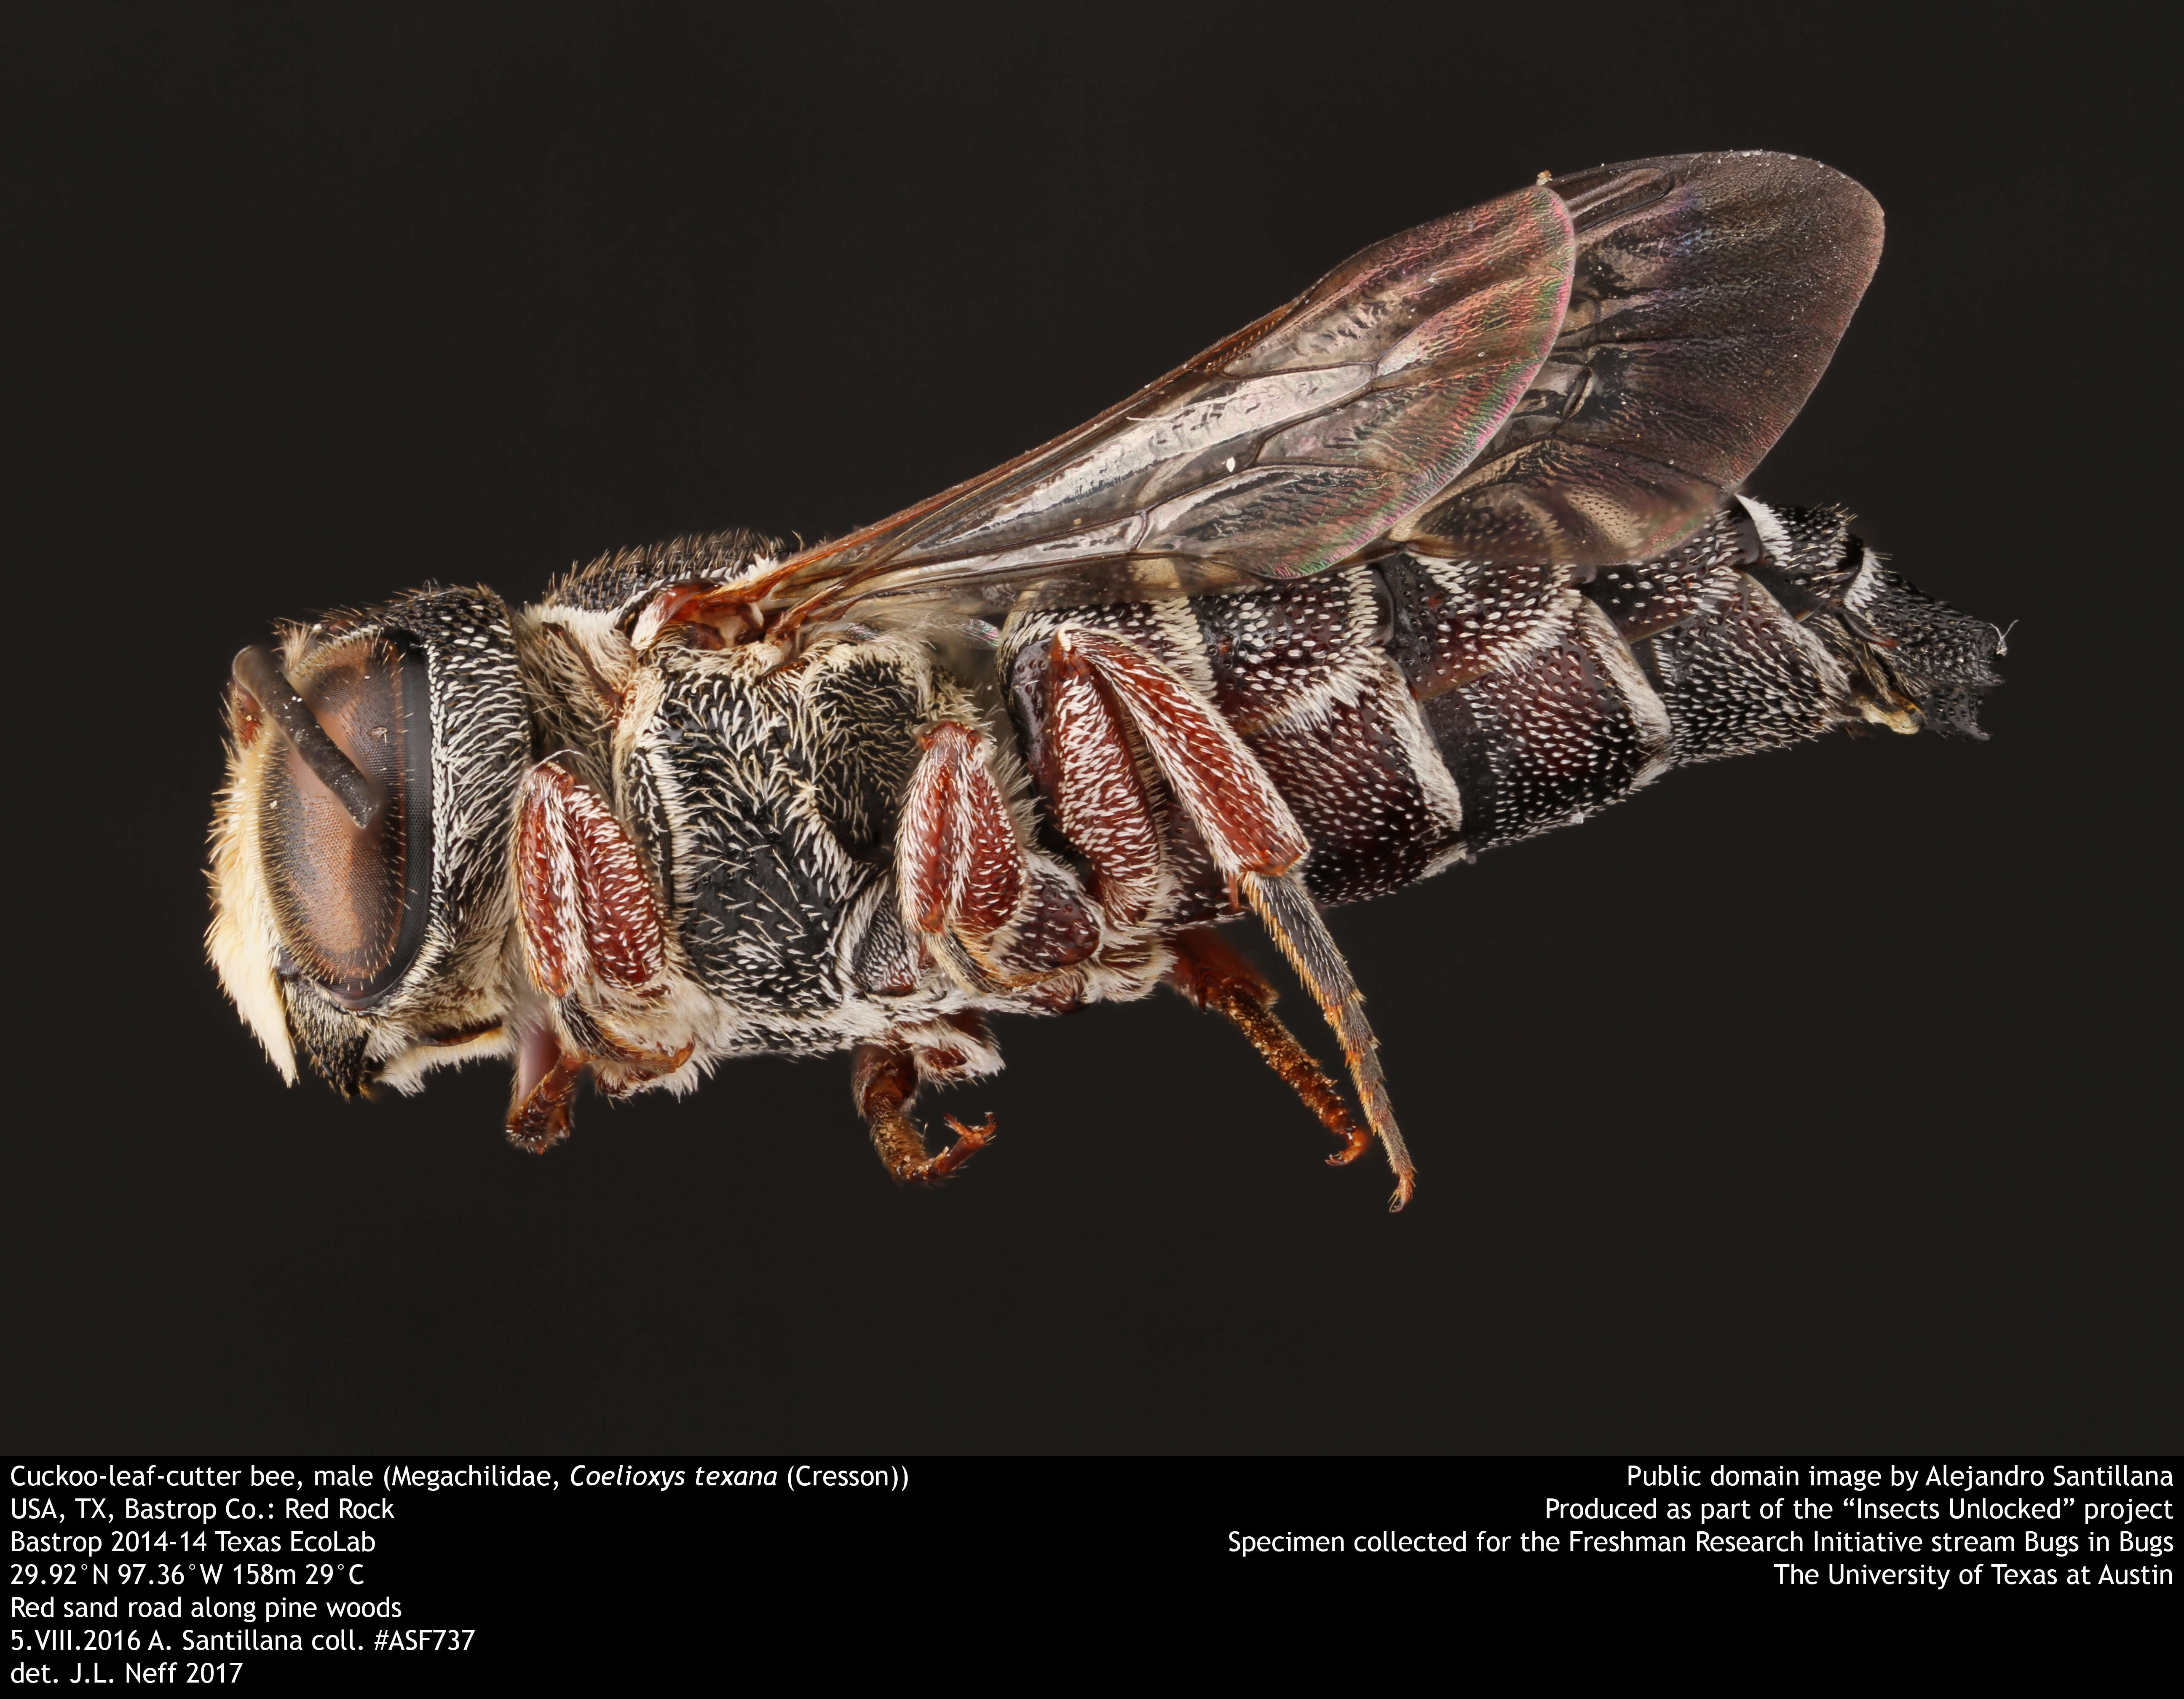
[209,151,2002,1209]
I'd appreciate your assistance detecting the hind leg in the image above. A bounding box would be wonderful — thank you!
[1167,925,1372,1168]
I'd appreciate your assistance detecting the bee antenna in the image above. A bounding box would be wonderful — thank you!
[231,645,385,830]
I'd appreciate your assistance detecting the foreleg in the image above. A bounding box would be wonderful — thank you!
[508,759,680,1150]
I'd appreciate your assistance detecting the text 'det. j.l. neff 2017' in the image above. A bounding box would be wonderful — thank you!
[209,151,2002,1209]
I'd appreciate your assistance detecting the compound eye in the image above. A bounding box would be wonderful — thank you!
[253,635,434,1005]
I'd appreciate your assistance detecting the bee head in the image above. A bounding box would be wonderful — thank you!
[209,587,535,1097]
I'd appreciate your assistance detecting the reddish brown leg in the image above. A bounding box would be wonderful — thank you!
[508,762,682,1151]
[505,1022,693,1143]
[592,1039,696,1099]
[1055,625,1416,1209]
[1051,627,1309,891]
[508,1024,584,1153]
[1044,640,1166,925]
[1239,871,1414,1209]
[517,761,668,1002]
[1168,926,1370,1167]
[851,1044,996,1185]
[898,720,1098,992]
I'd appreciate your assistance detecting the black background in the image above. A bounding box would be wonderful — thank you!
[5,3,2169,1454]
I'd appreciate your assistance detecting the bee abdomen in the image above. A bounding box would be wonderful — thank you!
[1390,561,1671,849]
[1000,499,2000,909]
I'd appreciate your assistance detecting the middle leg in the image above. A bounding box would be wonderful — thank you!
[897,719,1102,997]
[851,1040,997,1185]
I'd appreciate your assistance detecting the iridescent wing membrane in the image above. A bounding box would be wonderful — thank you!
[1401,153,1885,565]
[771,152,1881,629]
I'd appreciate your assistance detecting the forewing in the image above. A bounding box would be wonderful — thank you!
[1396,152,1884,566]
[774,185,1576,621]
